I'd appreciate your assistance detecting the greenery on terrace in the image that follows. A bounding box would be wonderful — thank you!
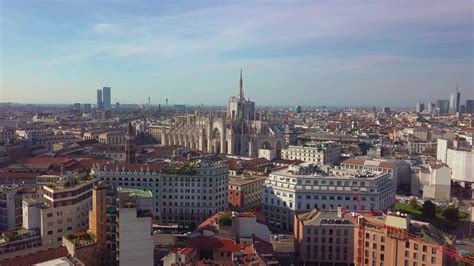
[64,230,96,243]
[394,200,468,232]
[165,163,198,175]
[217,213,232,226]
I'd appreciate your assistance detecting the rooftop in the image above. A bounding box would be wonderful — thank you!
[296,209,355,227]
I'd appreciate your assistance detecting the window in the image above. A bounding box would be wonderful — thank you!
[47,230,53,235]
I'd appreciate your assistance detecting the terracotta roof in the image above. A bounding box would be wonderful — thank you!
[94,162,168,171]
[0,246,69,266]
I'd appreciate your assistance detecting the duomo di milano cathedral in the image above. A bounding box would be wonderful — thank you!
[161,70,285,157]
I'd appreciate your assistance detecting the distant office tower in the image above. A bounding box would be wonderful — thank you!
[97,89,103,109]
[74,103,81,110]
[436,99,449,114]
[427,102,434,113]
[84,103,92,112]
[416,102,424,113]
[450,86,460,113]
[382,106,390,114]
[455,85,461,112]
[295,105,302,113]
[466,99,474,114]
[102,87,111,109]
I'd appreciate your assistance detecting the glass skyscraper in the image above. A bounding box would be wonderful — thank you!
[102,87,111,109]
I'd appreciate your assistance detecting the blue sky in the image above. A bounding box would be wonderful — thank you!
[1,0,473,106]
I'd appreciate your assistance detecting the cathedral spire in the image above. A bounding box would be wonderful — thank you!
[239,68,244,100]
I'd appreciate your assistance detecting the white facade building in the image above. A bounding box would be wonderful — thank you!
[437,139,473,182]
[92,161,228,228]
[262,163,395,232]
[116,207,153,266]
[281,142,341,165]
[411,163,450,200]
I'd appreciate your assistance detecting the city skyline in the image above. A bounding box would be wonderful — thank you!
[1,1,473,106]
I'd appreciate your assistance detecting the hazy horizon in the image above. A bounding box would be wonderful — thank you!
[1,1,473,106]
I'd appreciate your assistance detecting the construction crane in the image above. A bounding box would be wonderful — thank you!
[339,205,474,265]
[358,215,474,265]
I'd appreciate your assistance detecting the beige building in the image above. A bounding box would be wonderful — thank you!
[340,158,411,188]
[22,176,94,247]
[411,162,451,200]
[295,209,355,265]
[281,141,341,165]
[98,131,125,145]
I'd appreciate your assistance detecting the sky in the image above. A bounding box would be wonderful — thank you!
[0,0,473,107]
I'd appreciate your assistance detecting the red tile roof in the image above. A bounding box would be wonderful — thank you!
[0,246,69,266]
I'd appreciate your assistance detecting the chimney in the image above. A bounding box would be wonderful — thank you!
[337,207,343,218]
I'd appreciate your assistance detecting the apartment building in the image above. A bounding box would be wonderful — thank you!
[62,183,154,266]
[17,130,78,152]
[354,213,454,266]
[163,211,277,265]
[340,158,411,188]
[0,127,15,143]
[89,144,126,161]
[411,162,451,200]
[228,176,266,211]
[22,175,94,247]
[98,131,126,145]
[262,163,395,232]
[281,141,341,165]
[294,209,355,265]
[437,139,473,182]
[0,184,36,231]
[93,161,228,228]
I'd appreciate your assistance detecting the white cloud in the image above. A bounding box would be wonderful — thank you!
[90,23,119,34]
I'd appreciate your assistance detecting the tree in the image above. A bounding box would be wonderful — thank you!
[217,213,232,226]
[443,207,460,221]
[409,197,419,210]
[421,201,436,220]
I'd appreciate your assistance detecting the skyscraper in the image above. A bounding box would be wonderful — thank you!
[102,87,111,109]
[450,85,460,113]
[427,102,434,113]
[416,102,424,113]
[456,85,461,113]
[466,99,474,114]
[437,99,449,114]
[97,89,103,110]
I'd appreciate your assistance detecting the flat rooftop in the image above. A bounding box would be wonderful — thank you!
[229,176,266,185]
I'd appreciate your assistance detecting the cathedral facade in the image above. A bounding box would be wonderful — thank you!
[161,70,285,157]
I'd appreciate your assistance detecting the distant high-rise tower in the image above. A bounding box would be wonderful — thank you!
[449,85,460,113]
[416,102,424,113]
[455,84,461,113]
[97,89,103,110]
[102,87,111,109]
[125,122,136,164]
[427,102,434,113]
[436,99,449,114]
[166,98,168,106]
